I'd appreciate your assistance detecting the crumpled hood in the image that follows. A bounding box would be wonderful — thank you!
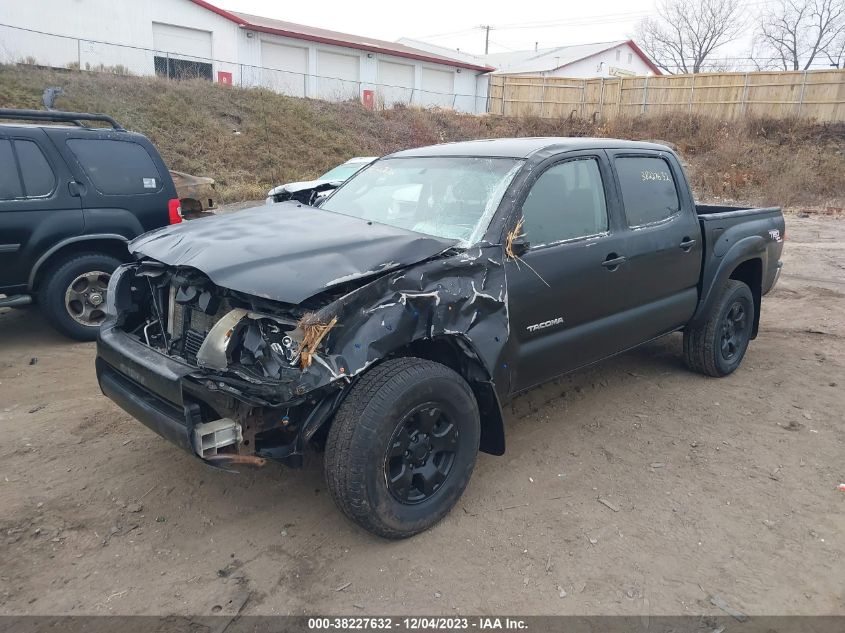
[129,203,457,304]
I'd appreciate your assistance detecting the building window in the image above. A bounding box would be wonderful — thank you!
[628,52,633,63]
[154,56,213,81]
[616,49,621,61]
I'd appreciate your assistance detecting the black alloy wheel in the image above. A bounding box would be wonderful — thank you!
[384,403,459,504]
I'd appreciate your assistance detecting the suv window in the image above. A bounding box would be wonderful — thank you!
[0,139,23,200]
[16,140,56,197]
[615,156,680,226]
[521,158,608,246]
[66,139,162,195]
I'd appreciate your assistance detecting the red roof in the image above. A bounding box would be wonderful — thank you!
[188,0,494,72]
[622,40,662,76]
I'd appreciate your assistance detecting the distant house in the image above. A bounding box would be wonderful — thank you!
[399,38,660,78]
[0,0,493,113]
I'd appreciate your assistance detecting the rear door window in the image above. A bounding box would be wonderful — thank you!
[615,156,680,226]
[66,139,162,195]
[16,140,56,197]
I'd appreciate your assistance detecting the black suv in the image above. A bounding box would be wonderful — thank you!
[0,109,180,340]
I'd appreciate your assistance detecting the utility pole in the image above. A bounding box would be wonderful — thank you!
[478,25,492,54]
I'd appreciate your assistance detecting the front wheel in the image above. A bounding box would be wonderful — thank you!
[684,279,755,377]
[324,358,480,539]
[38,252,122,341]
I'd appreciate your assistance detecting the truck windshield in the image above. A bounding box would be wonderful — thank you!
[320,157,523,244]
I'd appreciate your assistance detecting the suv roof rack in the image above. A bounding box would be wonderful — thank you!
[0,108,125,131]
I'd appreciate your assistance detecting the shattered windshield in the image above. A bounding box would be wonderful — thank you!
[320,157,524,244]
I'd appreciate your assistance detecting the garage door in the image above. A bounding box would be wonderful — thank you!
[318,51,360,100]
[152,23,213,80]
[261,41,308,97]
[378,60,414,107]
[421,67,455,108]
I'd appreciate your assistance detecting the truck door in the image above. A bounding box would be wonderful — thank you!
[505,153,632,393]
[0,128,82,292]
[606,151,702,343]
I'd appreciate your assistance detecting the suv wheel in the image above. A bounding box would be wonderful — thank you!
[683,279,755,377]
[39,252,122,341]
[324,358,480,539]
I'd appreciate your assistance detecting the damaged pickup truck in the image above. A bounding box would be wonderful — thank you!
[96,138,785,538]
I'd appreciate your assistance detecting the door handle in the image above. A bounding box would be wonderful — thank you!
[601,254,627,270]
[68,181,85,197]
[680,237,697,251]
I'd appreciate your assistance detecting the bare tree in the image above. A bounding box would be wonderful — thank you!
[756,0,845,70]
[635,0,746,74]
[826,29,845,67]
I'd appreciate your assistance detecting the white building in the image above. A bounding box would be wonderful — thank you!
[0,0,493,113]
[399,38,660,78]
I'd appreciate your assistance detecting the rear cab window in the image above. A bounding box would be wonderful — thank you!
[615,156,680,227]
[66,138,162,195]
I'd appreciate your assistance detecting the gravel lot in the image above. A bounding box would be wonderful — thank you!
[0,215,842,617]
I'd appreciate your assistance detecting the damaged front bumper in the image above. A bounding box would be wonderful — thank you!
[96,319,341,469]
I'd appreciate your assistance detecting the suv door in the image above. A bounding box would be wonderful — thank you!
[607,151,702,343]
[505,153,631,393]
[0,128,82,292]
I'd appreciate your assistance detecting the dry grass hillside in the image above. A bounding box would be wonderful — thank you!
[1,64,843,209]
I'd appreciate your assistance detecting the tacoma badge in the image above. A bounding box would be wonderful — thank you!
[526,317,564,332]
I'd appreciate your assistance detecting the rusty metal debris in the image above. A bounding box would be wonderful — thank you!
[206,454,267,467]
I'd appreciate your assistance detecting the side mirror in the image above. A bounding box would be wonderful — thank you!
[510,235,531,257]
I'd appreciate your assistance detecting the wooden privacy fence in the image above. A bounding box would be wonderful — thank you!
[488,69,845,122]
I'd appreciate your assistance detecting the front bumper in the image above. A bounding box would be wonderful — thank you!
[96,323,333,466]
[96,324,226,456]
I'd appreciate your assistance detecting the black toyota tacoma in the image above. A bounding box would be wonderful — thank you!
[96,138,784,538]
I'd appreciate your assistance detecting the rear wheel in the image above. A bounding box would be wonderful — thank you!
[324,358,480,539]
[38,252,121,341]
[683,279,754,377]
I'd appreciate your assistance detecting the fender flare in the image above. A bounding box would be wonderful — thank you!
[27,234,130,290]
[302,333,507,457]
[690,235,767,327]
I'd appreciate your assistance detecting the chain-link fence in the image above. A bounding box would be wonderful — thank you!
[0,23,488,114]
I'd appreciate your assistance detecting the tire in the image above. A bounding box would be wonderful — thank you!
[38,252,122,341]
[683,279,755,377]
[324,358,480,539]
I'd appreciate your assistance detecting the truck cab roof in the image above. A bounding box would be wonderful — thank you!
[389,137,673,159]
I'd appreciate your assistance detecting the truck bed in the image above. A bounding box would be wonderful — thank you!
[695,203,781,219]
[695,203,785,304]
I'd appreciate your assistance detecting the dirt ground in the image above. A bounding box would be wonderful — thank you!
[0,215,843,617]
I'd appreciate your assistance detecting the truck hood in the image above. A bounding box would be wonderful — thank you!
[129,202,458,304]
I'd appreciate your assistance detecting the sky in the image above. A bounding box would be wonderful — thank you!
[214,0,775,67]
